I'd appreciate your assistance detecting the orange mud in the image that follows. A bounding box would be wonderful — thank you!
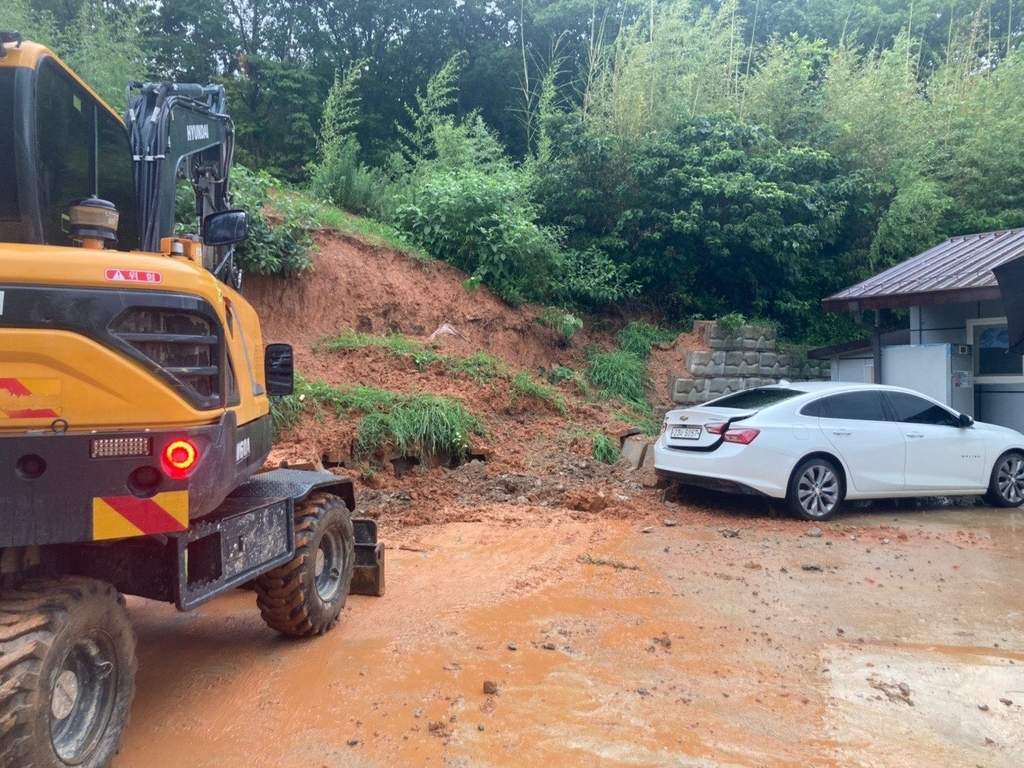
[116,507,1024,767]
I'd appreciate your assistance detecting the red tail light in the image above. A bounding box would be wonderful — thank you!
[162,439,199,477]
[723,428,760,445]
[705,422,726,435]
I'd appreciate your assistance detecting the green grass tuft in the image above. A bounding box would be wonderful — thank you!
[270,377,486,463]
[591,433,621,465]
[586,350,651,412]
[446,351,507,383]
[354,395,486,462]
[616,321,678,359]
[317,331,506,381]
[509,371,567,415]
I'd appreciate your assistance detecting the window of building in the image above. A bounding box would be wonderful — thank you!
[968,318,1024,382]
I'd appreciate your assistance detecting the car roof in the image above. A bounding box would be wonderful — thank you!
[769,380,901,394]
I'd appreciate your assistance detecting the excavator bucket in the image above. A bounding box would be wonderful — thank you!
[351,519,385,596]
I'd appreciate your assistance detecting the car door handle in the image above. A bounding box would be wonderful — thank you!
[906,433,924,439]
[831,429,852,436]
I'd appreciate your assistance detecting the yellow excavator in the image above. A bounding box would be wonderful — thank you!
[0,32,383,767]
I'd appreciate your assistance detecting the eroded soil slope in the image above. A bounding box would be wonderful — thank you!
[244,230,694,523]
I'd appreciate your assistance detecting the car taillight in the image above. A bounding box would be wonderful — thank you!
[723,428,760,445]
[162,439,199,477]
[705,422,726,435]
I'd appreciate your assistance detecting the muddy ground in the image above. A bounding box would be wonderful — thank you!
[117,233,1023,765]
[116,497,1023,767]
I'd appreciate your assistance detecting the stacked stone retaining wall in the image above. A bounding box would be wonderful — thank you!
[669,321,829,406]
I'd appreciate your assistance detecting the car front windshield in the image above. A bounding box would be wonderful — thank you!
[708,388,802,410]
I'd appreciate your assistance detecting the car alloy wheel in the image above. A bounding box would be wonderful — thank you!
[987,451,1024,507]
[789,458,842,520]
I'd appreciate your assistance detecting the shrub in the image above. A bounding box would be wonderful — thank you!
[311,136,387,216]
[556,247,641,306]
[714,312,747,335]
[391,168,562,306]
[536,308,583,343]
[231,166,316,277]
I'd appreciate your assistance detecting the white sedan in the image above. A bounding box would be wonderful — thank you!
[653,381,1024,520]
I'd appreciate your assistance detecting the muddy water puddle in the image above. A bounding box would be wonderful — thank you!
[116,516,1022,767]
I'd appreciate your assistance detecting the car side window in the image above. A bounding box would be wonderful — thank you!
[819,391,889,421]
[885,391,960,427]
[800,398,823,417]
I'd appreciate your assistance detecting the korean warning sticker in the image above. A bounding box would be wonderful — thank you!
[105,269,163,284]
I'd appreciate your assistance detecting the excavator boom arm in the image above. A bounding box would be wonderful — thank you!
[125,82,236,261]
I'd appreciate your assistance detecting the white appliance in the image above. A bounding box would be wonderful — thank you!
[881,344,974,416]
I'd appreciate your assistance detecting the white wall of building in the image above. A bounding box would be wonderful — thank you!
[829,300,1023,432]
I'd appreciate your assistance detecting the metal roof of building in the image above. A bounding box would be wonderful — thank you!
[822,228,1024,313]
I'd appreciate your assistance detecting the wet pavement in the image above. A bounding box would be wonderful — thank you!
[115,503,1024,767]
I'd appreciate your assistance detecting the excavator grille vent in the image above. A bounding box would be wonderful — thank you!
[109,307,221,407]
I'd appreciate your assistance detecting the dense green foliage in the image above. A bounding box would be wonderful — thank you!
[230,167,318,278]
[6,0,1023,343]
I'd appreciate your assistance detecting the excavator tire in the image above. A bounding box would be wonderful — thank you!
[0,577,137,768]
[254,493,355,637]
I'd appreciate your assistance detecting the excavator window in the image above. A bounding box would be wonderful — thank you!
[35,58,92,245]
[0,69,22,228]
[12,57,140,250]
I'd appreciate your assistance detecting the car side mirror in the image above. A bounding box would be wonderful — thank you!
[265,343,294,396]
[958,413,974,428]
[202,209,248,246]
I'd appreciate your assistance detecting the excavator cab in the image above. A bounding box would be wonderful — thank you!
[0,35,139,249]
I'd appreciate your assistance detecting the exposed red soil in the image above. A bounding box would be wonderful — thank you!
[246,230,608,374]
[244,230,674,525]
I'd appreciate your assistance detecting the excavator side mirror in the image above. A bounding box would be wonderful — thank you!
[265,343,294,396]
[202,209,248,246]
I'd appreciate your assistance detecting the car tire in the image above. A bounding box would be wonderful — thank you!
[984,451,1024,508]
[787,457,843,521]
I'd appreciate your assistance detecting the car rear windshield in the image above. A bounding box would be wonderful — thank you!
[709,388,802,410]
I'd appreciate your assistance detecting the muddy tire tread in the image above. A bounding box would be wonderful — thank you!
[0,577,136,768]
[254,493,355,637]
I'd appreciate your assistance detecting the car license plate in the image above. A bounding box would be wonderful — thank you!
[670,426,702,440]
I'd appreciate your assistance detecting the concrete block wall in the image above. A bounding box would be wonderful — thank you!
[668,321,829,405]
